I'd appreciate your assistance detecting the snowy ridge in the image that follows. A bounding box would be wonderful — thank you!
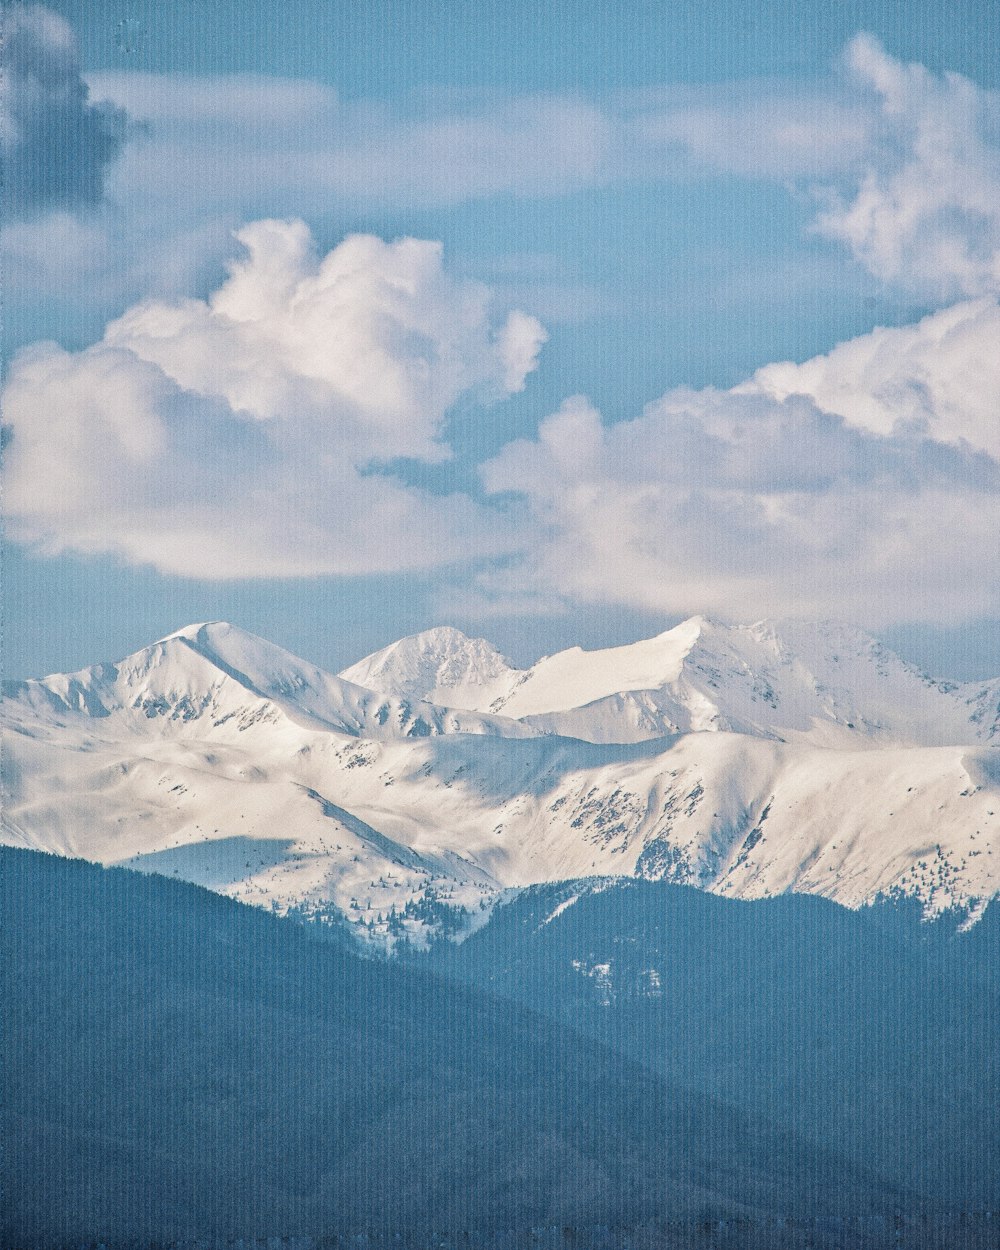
[3,617,1000,947]
[343,616,1000,748]
[4,621,538,745]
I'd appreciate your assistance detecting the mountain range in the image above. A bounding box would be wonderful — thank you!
[3,616,999,946]
[6,846,937,1248]
[6,619,1000,1244]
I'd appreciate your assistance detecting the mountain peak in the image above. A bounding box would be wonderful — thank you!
[135,622,312,695]
[157,620,233,644]
[155,620,276,658]
[339,626,519,710]
[403,624,477,645]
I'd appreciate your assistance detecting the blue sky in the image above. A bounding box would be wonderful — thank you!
[3,0,1000,679]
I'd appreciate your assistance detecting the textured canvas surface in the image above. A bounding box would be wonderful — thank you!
[3,2,1000,1245]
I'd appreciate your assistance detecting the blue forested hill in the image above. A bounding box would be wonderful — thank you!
[2,847,906,1249]
[423,879,1000,1209]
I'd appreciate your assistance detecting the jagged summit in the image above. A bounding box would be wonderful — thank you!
[339,624,519,711]
[10,615,997,750]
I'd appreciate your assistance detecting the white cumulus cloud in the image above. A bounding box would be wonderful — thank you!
[477,302,1000,626]
[1,220,543,577]
[625,36,1000,301]
[813,34,1000,299]
[742,297,1000,458]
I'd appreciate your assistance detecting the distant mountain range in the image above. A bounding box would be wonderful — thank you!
[4,617,999,946]
[342,616,1000,746]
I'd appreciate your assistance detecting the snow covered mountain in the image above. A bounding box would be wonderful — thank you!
[339,625,519,712]
[3,617,999,947]
[5,621,536,743]
[343,616,1000,747]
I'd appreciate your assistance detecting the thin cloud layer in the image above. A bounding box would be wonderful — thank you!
[8,34,999,331]
[2,220,544,577]
[477,303,1000,626]
[87,73,611,210]
[0,6,126,220]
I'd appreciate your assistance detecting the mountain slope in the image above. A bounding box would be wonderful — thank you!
[1,848,901,1247]
[426,877,1000,1209]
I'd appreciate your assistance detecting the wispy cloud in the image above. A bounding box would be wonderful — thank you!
[85,36,1000,297]
[7,30,1000,325]
[87,73,612,209]
[623,79,876,181]
[624,36,1000,300]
